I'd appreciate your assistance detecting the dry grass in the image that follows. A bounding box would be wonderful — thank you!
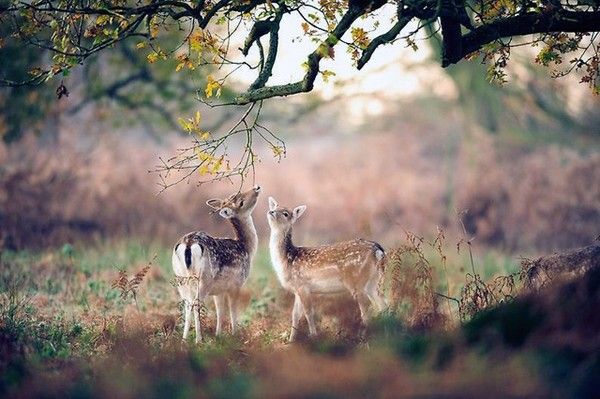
[2,237,598,398]
[1,124,598,254]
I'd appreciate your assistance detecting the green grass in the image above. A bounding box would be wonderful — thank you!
[1,239,598,398]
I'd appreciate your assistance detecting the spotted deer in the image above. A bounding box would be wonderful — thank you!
[267,197,387,341]
[172,186,261,343]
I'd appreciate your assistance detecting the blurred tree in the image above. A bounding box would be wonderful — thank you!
[0,22,55,142]
[0,0,599,182]
[0,10,227,142]
[424,22,595,141]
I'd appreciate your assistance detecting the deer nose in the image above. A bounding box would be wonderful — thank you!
[254,185,261,192]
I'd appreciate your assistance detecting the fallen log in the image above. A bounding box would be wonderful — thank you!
[522,242,600,291]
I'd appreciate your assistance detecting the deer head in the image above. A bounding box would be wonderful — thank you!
[206,185,261,219]
[267,196,306,234]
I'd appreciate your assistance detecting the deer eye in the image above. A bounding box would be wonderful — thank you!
[239,200,244,207]
[282,211,289,218]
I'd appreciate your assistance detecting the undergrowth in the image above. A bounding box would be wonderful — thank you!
[0,234,595,398]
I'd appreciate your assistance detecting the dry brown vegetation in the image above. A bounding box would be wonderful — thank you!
[1,123,598,253]
[1,231,598,398]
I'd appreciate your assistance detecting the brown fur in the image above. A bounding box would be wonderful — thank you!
[173,186,260,343]
[267,197,386,341]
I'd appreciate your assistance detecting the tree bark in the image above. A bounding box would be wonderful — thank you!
[522,242,600,291]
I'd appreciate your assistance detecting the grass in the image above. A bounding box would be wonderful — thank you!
[0,238,595,398]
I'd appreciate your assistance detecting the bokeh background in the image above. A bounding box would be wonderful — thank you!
[1,21,600,398]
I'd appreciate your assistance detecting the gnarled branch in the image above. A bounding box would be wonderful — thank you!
[443,10,600,67]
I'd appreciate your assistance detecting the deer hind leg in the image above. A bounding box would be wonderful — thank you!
[355,291,372,325]
[289,294,304,342]
[213,295,226,336]
[227,288,240,334]
[194,280,211,344]
[366,275,387,313]
[341,274,373,325]
[178,285,193,341]
[182,299,192,340]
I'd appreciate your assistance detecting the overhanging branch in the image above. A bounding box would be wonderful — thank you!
[443,10,600,67]
[357,10,414,70]
[234,5,366,104]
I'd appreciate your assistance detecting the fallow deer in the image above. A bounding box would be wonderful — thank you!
[267,197,387,341]
[172,185,260,343]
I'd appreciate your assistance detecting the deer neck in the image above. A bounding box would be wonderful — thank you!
[269,226,297,286]
[230,215,258,258]
[270,227,297,264]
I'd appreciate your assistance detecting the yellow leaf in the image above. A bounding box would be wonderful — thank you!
[271,145,285,158]
[205,75,221,98]
[194,148,214,162]
[198,164,210,175]
[147,52,159,63]
[136,42,146,49]
[178,118,192,133]
[149,19,159,38]
[212,156,224,173]
[96,15,110,26]
[321,70,336,83]
[351,27,370,49]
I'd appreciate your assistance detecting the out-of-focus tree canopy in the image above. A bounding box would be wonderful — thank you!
[1,0,599,184]
[0,18,223,142]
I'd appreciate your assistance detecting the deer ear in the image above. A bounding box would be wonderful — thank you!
[219,207,234,219]
[206,198,222,210]
[292,205,307,222]
[268,196,278,211]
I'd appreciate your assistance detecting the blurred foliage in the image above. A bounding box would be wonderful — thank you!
[0,22,55,142]
[425,22,599,142]
[0,17,231,143]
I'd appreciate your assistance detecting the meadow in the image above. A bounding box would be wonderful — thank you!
[2,231,598,398]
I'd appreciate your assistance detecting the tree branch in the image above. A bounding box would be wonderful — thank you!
[443,10,600,67]
[249,11,283,90]
[357,10,414,70]
[234,5,366,104]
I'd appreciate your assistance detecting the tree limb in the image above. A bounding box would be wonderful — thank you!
[443,10,600,67]
[357,10,414,70]
[234,4,366,104]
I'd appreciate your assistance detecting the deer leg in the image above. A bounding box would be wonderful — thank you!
[355,291,372,325]
[194,279,211,344]
[228,288,240,334]
[297,290,317,337]
[182,300,192,340]
[213,295,226,336]
[289,294,304,342]
[366,279,387,313]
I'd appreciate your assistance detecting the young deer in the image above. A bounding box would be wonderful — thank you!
[267,197,387,341]
[172,186,260,343]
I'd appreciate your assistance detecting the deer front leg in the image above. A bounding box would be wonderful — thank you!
[297,289,317,337]
[213,295,226,336]
[289,293,304,342]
